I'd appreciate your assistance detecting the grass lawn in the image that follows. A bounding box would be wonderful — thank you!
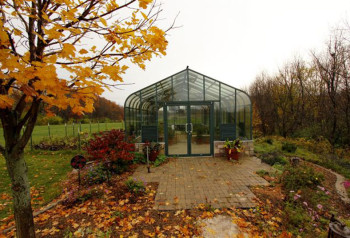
[0,122,124,146]
[0,150,79,221]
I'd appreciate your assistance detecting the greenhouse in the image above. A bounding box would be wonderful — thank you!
[124,68,252,156]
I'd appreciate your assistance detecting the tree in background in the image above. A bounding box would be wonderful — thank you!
[250,28,350,147]
[0,0,172,236]
[90,96,124,121]
[52,96,124,122]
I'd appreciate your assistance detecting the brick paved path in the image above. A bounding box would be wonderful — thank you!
[133,156,273,210]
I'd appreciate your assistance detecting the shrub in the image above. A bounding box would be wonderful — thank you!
[36,115,64,125]
[132,152,146,164]
[284,202,311,231]
[34,136,78,150]
[143,142,161,162]
[256,169,269,177]
[154,154,168,167]
[63,187,101,207]
[260,151,287,166]
[281,165,324,191]
[85,164,108,185]
[125,177,146,195]
[264,138,273,145]
[282,142,297,153]
[85,129,135,173]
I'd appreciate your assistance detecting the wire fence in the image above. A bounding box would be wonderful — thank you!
[0,121,124,151]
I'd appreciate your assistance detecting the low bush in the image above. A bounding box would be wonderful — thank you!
[85,164,108,185]
[34,136,78,150]
[132,152,146,164]
[63,187,102,207]
[282,142,297,153]
[260,151,287,166]
[281,165,324,191]
[256,169,269,177]
[36,115,64,125]
[284,202,311,232]
[153,155,168,167]
[264,138,273,145]
[85,129,135,173]
[125,177,146,195]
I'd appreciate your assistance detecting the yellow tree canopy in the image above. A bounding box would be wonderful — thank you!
[0,0,169,115]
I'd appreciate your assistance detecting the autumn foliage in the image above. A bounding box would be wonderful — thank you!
[85,129,135,164]
[0,0,171,236]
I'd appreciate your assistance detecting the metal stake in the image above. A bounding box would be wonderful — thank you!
[147,145,150,173]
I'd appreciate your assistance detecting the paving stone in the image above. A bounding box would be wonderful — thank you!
[133,156,273,210]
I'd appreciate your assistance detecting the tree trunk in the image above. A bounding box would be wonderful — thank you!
[5,149,35,238]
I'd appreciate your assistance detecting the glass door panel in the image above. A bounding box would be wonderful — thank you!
[190,105,211,155]
[167,105,188,155]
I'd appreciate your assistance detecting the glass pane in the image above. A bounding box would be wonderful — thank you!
[221,85,235,125]
[167,105,188,155]
[191,105,210,154]
[157,78,173,103]
[214,102,220,140]
[173,71,188,101]
[189,71,204,101]
[158,107,164,142]
[205,77,220,101]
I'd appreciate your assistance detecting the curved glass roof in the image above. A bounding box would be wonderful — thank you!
[124,68,252,141]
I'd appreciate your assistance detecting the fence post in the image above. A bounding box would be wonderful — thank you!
[65,123,67,137]
[89,121,92,134]
[105,122,107,130]
[98,121,100,132]
[73,122,75,136]
[48,123,51,137]
[79,122,82,132]
[78,128,81,151]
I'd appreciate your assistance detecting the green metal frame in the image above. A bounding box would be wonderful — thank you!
[163,101,214,157]
[124,67,253,155]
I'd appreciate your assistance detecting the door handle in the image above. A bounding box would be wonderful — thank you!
[189,123,193,133]
[185,123,188,133]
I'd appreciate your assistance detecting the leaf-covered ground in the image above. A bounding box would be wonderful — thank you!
[1,138,350,237]
[1,165,292,237]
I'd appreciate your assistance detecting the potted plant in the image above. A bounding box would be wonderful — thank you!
[143,142,161,162]
[223,139,243,161]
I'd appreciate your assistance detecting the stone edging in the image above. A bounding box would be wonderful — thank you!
[310,163,350,204]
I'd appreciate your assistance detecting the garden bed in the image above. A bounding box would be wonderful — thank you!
[252,159,350,236]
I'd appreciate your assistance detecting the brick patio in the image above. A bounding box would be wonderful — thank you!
[132,156,273,210]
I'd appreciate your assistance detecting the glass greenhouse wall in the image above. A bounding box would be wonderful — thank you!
[124,68,252,156]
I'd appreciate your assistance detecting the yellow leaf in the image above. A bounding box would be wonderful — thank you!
[79,49,88,54]
[139,0,152,9]
[100,17,107,27]
[61,43,76,58]
[0,95,14,109]
[14,29,22,36]
[141,12,148,20]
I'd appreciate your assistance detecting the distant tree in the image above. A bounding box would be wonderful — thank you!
[0,0,172,236]
[251,28,350,147]
[312,32,347,146]
[91,96,124,121]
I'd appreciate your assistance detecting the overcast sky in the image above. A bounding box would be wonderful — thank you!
[103,0,350,105]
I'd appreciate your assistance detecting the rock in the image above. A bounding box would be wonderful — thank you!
[199,215,248,238]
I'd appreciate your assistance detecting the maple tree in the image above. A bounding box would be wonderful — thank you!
[0,0,171,236]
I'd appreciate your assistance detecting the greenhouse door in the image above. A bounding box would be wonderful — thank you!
[165,103,212,156]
